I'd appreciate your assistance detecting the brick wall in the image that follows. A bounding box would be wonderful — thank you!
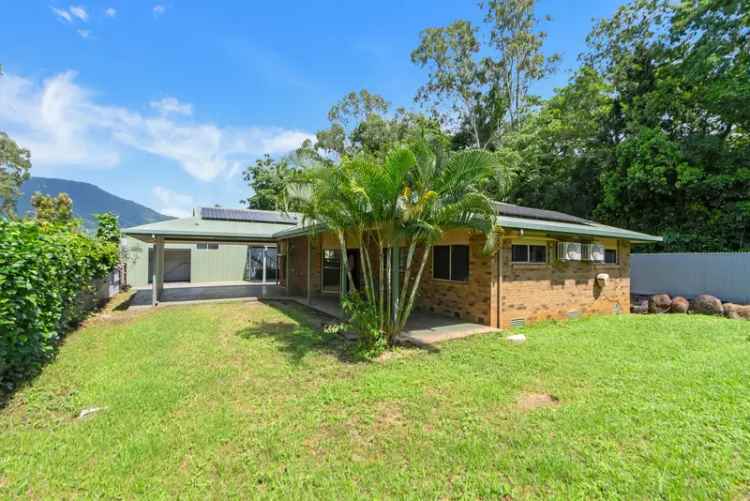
[499,239,630,329]
[285,231,631,330]
[285,235,322,297]
[415,234,497,326]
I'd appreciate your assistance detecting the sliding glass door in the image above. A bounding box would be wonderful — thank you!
[245,245,279,284]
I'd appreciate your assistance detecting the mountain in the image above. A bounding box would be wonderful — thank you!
[17,177,172,231]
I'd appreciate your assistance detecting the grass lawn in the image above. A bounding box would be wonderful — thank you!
[1,299,749,498]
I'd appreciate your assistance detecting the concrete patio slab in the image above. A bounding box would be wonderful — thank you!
[285,295,496,346]
[129,283,287,307]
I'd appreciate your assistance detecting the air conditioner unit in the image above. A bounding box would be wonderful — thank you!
[557,242,582,261]
[590,243,605,262]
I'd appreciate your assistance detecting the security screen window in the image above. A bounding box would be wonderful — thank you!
[450,245,469,281]
[512,244,546,263]
[433,246,451,280]
[529,245,547,263]
[605,248,618,264]
[511,244,528,262]
[433,245,469,281]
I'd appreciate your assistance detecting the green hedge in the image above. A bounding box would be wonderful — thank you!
[0,219,119,391]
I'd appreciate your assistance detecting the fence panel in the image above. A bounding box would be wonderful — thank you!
[631,253,750,303]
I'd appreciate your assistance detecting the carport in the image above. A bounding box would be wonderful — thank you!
[123,208,299,306]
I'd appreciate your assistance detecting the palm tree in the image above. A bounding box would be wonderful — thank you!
[292,137,501,345]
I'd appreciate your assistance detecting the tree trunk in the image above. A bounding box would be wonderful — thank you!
[336,231,355,294]
[397,244,432,332]
[397,238,418,318]
[377,238,384,331]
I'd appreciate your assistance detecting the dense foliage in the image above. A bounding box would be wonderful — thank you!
[243,0,748,252]
[0,219,119,391]
[502,0,750,251]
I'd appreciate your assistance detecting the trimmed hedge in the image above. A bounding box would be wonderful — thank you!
[0,219,118,391]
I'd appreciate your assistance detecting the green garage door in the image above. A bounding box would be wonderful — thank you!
[148,248,191,283]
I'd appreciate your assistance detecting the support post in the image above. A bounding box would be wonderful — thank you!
[152,239,165,306]
[285,241,291,295]
[339,248,347,301]
[306,235,312,304]
[391,246,400,323]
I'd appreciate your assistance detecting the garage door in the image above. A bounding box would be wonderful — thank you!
[148,249,191,283]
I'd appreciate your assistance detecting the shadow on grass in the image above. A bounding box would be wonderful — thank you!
[235,299,364,365]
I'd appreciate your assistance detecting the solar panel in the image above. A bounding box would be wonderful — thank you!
[200,207,299,225]
[493,202,593,226]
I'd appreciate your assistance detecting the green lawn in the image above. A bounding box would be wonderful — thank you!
[2,300,749,498]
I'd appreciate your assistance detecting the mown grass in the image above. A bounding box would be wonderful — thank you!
[1,299,749,498]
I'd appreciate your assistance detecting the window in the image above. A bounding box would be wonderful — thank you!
[511,244,546,263]
[604,248,618,264]
[322,249,341,291]
[245,246,279,283]
[196,242,219,250]
[433,245,469,281]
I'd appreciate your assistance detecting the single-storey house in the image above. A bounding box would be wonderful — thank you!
[123,203,661,329]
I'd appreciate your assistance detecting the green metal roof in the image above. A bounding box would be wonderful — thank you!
[497,215,662,243]
[124,207,662,243]
[123,215,290,242]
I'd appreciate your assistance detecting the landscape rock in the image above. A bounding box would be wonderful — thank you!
[631,303,648,314]
[505,334,527,344]
[630,296,649,314]
[648,294,672,314]
[723,303,750,320]
[670,296,689,314]
[78,406,107,420]
[690,294,724,316]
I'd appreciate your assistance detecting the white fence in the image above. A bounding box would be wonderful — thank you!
[631,253,750,303]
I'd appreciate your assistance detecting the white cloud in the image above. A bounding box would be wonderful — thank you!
[0,71,315,182]
[51,7,73,22]
[69,5,88,21]
[152,186,193,217]
[77,29,91,39]
[105,7,117,17]
[150,97,192,116]
[153,4,166,16]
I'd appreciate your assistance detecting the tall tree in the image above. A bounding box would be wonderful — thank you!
[0,132,31,218]
[291,139,499,349]
[313,89,445,158]
[30,192,77,227]
[582,0,750,251]
[502,66,614,216]
[241,154,305,212]
[411,0,559,149]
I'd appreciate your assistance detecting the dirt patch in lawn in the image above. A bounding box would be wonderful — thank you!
[516,392,560,411]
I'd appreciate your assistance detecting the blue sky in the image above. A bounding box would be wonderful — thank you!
[0,1,623,218]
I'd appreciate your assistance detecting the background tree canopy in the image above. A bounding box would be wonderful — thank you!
[242,0,748,252]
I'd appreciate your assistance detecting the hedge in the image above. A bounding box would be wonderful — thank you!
[0,219,119,391]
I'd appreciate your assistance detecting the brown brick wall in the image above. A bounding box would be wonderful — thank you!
[284,231,631,330]
[285,235,322,297]
[499,239,630,328]
[415,234,497,326]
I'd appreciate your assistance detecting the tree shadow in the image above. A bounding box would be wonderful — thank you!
[235,300,364,365]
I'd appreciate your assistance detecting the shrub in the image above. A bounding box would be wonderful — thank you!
[341,292,387,359]
[0,219,118,391]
